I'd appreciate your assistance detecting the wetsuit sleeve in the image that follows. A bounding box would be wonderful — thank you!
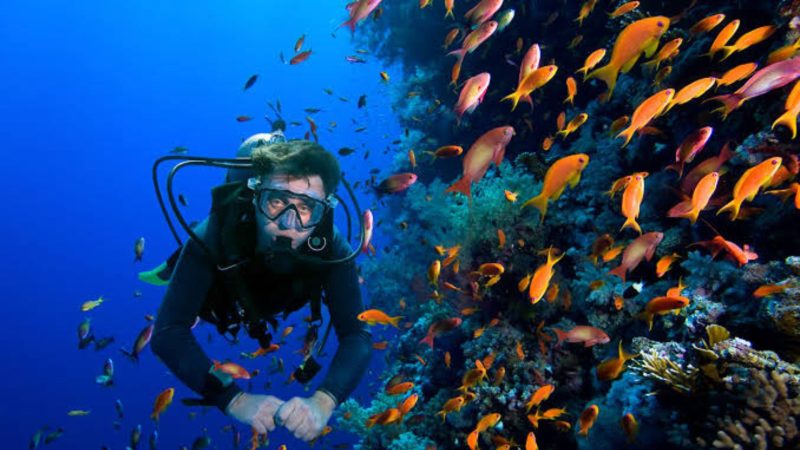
[150,230,242,412]
[315,231,373,405]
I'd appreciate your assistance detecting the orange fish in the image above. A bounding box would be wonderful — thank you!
[665,77,717,113]
[577,48,606,80]
[578,405,600,437]
[718,25,777,61]
[609,115,629,136]
[497,229,506,247]
[753,284,791,298]
[448,21,498,86]
[767,37,800,64]
[428,260,441,287]
[525,384,555,412]
[689,13,725,35]
[620,413,639,443]
[617,88,674,147]
[597,340,637,381]
[553,326,610,347]
[151,387,174,421]
[365,408,403,427]
[443,28,461,49]
[385,381,414,395]
[446,126,514,199]
[609,232,664,282]
[504,190,518,202]
[707,56,800,119]
[690,235,758,266]
[564,77,578,105]
[717,157,782,220]
[398,393,419,414]
[436,396,465,422]
[602,244,625,262]
[475,412,502,432]
[609,1,639,19]
[557,111,566,130]
[373,340,389,350]
[556,113,588,139]
[290,50,312,65]
[357,309,403,327]
[589,233,615,264]
[766,182,800,209]
[408,149,417,169]
[529,248,565,304]
[717,62,759,89]
[501,65,559,111]
[640,295,690,330]
[213,360,251,379]
[419,317,462,349]
[643,38,682,70]
[521,153,590,221]
[707,20,740,60]
[458,360,488,392]
[772,79,800,138]
[620,172,645,234]
[655,253,681,278]
[575,0,598,26]
[681,142,733,194]
[340,0,383,34]
[444,0,455,18]
[668,171,719,224]
[518,43,542,104]
[294,34,305,53]
[586,16,671,97]
[426,145,464,160]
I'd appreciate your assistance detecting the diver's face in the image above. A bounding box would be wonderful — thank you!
[255,174,325,250]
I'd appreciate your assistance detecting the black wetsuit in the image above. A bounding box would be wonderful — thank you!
[150,227,373,411]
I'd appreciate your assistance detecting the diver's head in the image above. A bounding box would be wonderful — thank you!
[248,140,341,251]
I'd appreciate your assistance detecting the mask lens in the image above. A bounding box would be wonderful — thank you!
[257,188,327,228]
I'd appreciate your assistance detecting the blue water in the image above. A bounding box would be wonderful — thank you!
[1,1,399,448]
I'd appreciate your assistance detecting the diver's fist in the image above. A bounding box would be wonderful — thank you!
[275,392,335,442]
[226,393,285,434]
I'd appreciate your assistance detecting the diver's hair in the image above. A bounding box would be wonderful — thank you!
[252,140,341,195]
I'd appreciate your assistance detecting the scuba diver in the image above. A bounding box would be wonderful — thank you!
[142,123,373,442]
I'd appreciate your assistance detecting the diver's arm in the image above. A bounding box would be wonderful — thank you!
[150,235,243,411]
[315,234,374,405]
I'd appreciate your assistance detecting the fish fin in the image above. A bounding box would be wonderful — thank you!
[444,9,454,19]
[521,193,548,222]
[619,216,642,234]
[717,198,741,220]
[390,316,403,328]
[772,110,799,139]
[500,90,522,112]
[616,126,636,148]
[608,265,627,282]
[636,311,655,331]
[445,176,472,199]
[552,327,567,346]
[419,333,435,349]
[339,18,357,34]
[586,64,618,98]
[643,38,660,58]
[718,45,737,62]
[704,94,744,119]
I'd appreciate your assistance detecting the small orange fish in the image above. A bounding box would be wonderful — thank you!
[556,113,588,139]
[596,340,637,381]
[385,381,414,395]
[526,431,538,450]
[426,145,464,160]
[578,405,600,437]
[504,190,518,202]
[542,136,554,151]
[428,260,441,286]
[557,111,566,130]
[753,284,791,298]
[501,65,558,111]
[767,37,800,64]
[643,38,682,70]
[475,412,502,433]
[609,1,638,19]
[717,62,759,88]
[717,157,782,220]
[708,20,740,60]
[408,149,417,169]
[525,384,555,412]
[613,295,625,310]
[655,253,681,278]
[640,295,690,330]
[516,341,526,360]
[497,229,506,248]
[553,326,610,347]
[689,13,725,35]
[357,309,403,327]
[521,154,590,221]
[617,89,675,147]
[602,244,625,262]
[608,115,629,136]
[380,71,390,82]
[213,360,251,379]
[620,413,639,443]
[666,77,717,113]
[609,232,664,282]
[620,172,646,234]
[436,396,465,422]
[294,34,305,53]
[589,233,615,264]
[564,77,577,105]
[529,248,565,304]
[373,340,389,350]
[151,387,175,421]
[668,172,719,224]
[290,50,312,65]
[545,282,560,303]
[444,351,452,368]
[718,25,777,61]
[443,28,461,49]
[577,48,606,80]
[766,182,800,209]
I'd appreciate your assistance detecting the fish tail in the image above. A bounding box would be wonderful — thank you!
[620,216,642,235]
[500,90,522,112]
[552,327,567,346]
[419,333,435,349]
[586,63,618,98]
[436,411,447,422]
[677,207,701,224]
[616,126,636,148]
[521,193,549,222]
[339,18,357,34]
[705,93,744,119]
[390,316,403,328]
[445,176,472,199]
[772,110,798,139]
[608,264,627,282]
[444,9,454,19]
[449,58,464,87]
[718,45,737,61]
[717,198,742,220]
[636,311,655,331]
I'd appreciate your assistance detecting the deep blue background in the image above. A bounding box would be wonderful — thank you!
[1,1,400,448]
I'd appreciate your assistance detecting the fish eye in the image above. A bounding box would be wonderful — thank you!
[772,159,779,165]
[657,21,663,27]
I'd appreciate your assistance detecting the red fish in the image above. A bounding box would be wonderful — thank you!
[609,232,664,282]
[667,127,713,177]
[449,22,498,86]
[681,141,732,193]
[552,326,610,347]
[446,126,515,199]
[361,209,373,254]
[419,317,463,349]
[121,323,154,362]
[375,173,418,194]
[289,50,312,65]
[453,72,491,122]
[707,56,800,117]
[690,235,757,266]
[340,0,383,34]
[464,0,503,26]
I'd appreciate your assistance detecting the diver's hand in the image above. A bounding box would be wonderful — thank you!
[274,391,336,442]
[225,392,285,434]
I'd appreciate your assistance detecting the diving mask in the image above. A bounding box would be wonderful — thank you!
[248,178,337,231]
